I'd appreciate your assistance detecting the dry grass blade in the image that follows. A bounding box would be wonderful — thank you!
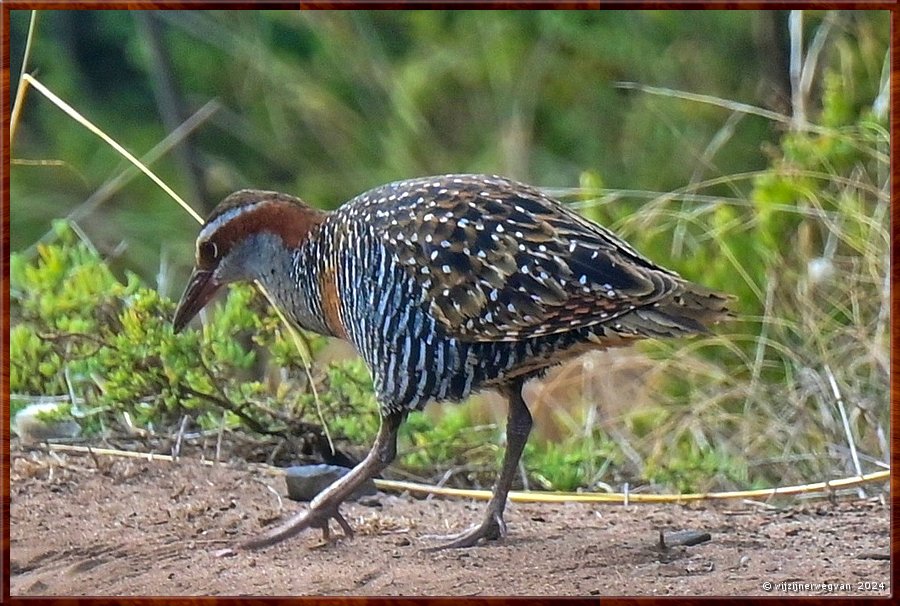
[10,10,38,145]
[253,281,335,457]
[21,99,220,260]
[617,80,793,127]
[824,365,865,498]
[21,74,203,224]
[614,81,888,165]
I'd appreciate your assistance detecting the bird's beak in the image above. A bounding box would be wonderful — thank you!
[172,269,221,333]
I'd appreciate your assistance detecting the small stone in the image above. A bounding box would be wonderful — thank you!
[660,529,712,548]
[857,551,890,560]
[13,402,81,444]
[284,464,377,502]
[357,494,383,508]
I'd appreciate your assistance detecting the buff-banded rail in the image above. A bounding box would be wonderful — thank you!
[173,174,732,550]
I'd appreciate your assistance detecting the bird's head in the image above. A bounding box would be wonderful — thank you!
[172,189,325,333]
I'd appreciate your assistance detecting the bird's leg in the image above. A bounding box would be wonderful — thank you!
[240,411,404,550]
[426,380,532,550]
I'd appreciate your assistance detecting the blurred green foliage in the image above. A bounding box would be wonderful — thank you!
[10,10,809,283]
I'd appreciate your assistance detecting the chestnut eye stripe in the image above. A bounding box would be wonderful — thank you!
[197,195,324,257]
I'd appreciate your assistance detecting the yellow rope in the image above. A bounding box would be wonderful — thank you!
[374,472,889,503]
[42,444,889,504]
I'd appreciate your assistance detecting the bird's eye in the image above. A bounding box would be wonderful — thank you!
[197,240,219,266]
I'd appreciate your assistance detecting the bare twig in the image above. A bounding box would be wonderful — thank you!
[673,109,745,254]
[11,393,84,405]
[37,331,112,357]
[744,271,776,426]
[799,12,835,113]
[85,444,102,470]
[134,12,206,207]
[254,479,284,512]
[180,385,280,438]
[215,410,227,464]
[617,80,794,128]
[172,414,190,461]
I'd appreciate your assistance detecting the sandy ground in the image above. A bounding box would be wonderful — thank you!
[9,447,891,597]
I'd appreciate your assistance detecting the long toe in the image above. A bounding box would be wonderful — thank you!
[311,506,355,542]
[422,516,505,551]
[244,504,356,550]
[332,508,355,537]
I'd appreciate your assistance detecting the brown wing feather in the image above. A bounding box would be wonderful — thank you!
[364,174,698,342]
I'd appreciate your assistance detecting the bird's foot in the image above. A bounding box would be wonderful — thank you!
[240,503,354,551]
[422,511,506,551]
[311,505,355,543]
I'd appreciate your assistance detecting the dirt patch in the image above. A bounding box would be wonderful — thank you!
[9,448,890,597]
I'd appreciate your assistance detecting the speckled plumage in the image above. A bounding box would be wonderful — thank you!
[242,174,730,414]
[174,173,733,550]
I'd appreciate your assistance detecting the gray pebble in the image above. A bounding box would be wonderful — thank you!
[284,464,377,502]
[13,402,81,444]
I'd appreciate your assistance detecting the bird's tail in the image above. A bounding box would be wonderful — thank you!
[616,283,735,338]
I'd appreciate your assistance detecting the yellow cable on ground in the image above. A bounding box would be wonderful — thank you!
[373,472,889,504]
[41,444,889,504]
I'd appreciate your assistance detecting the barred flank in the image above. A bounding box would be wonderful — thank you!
[287,175,732,415]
